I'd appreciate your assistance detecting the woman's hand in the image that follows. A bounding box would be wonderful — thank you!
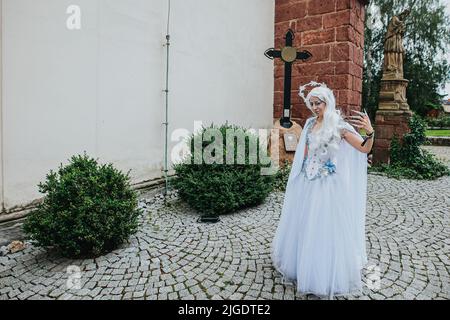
[347,110,374,134]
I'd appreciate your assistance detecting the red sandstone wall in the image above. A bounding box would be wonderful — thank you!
[274,0,366,125]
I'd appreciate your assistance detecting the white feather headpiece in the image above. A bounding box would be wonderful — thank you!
[298,81,329,108]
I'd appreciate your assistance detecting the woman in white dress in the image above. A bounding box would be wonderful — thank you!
[271,82,375,299]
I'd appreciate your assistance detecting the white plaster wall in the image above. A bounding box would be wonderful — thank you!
[0,0,3,210]
[169,0,274,131]
[1,0,274,210]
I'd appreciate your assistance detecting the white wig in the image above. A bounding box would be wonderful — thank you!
[299,82,346,158]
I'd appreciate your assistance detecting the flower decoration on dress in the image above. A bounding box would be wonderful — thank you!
[318,159,337,177]
[323,159,337,174]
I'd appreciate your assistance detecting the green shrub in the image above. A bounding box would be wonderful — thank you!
[172,123,275,216]
[372,114,450,180]
[272,160,292,192]
[425,115,450,128]
[23,153,141,258]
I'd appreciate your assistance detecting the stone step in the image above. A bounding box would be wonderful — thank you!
[426,136,450,146]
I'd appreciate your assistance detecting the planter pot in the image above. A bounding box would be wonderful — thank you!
[198,215,221,223]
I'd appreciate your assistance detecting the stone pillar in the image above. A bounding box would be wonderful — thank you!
[271,0,367,167]
[274,0,367,127]
[372,110,412,164]
[373,63,412,165]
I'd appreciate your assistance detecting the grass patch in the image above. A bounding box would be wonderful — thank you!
[426,130,450,137]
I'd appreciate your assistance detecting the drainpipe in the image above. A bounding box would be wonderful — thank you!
[162,0,172,196]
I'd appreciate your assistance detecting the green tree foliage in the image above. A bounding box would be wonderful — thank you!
[363,0,450,118]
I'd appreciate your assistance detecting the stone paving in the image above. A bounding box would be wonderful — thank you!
[0,146,449,300]
[0,219,25,248]
[422,145,450,166]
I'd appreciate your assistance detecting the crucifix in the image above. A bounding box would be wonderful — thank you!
[265,29,312,129]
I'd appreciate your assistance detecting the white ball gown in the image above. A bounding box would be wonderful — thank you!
[271,116,368,298]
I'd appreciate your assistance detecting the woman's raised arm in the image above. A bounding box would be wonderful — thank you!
[343,110,375,154]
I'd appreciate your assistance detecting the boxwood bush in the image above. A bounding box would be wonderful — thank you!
[172,123,275,216]
[23,153,141,258]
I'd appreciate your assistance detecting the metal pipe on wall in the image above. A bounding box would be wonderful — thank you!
[162,0,172,196]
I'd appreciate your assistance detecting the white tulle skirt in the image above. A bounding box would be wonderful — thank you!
[271,170,368,299]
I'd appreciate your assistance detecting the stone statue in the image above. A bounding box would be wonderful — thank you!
[373,9,413,165]
[383,9,410,79]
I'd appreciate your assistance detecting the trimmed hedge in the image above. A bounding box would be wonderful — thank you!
[172,123,275,216]
[425,115,450,129]
[23,153,141,258]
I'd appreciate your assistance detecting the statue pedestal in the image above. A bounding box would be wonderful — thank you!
[373,109,412,165]
[268,118,303,168]
[378,78,410,111]
[373,76,412,165]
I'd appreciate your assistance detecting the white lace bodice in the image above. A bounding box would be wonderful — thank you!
[301,118,339,180]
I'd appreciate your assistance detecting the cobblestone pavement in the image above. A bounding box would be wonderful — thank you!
[0,147,449,300]
[421,145,450,166]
